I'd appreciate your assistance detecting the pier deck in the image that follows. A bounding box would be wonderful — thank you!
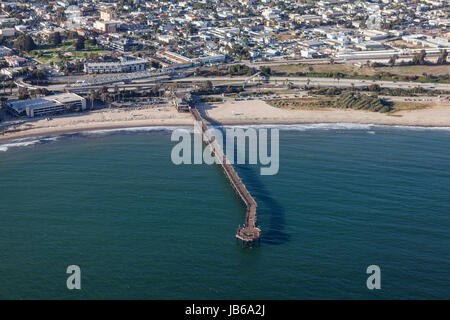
[190,108,261,243]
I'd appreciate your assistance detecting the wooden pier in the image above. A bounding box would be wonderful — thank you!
[190,108,261,244]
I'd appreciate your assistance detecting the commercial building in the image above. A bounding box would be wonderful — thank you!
[196,55,226,64]
[93,20,117,33]
[84,57,147,74]
[153,50,194,70]
[8,93,86,118]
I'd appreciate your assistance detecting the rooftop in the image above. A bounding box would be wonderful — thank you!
[9,93,85,112]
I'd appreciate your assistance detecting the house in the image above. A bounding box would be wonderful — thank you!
[0,45,12,57]
[5,56,27,68]
[0,28,15,37]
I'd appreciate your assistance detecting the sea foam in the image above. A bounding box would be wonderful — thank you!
[84,126,192,135]
[0,137,58,152]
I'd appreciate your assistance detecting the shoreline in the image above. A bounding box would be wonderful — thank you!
[1,99,449,143]
[1,119,450,145]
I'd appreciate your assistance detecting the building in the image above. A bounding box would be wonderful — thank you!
[8,93,87,118]
[93,20,117,33]
[262,8,280,20]
[5,56,27,67]
[173,93,193,112]
[84,57,147,74]
[154,50,193,70]
[100,9,115,21]
[0,45,12,57]
[0,67,21,78]
[0,28,15,37]
[98,37,138,52]
[196,55,226,64]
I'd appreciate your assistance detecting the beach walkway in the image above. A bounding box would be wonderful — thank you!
[190,108,261,245]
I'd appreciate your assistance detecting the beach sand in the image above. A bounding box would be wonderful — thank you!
[0,106,193,141]
[199,99,450,127]
[1,99,450,141]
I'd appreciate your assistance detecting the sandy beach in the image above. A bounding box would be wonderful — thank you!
[0,106,194,141]
[1,99,450,142]
[198,99,450,127]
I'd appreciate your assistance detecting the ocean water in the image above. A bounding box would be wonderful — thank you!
[0,124,449,299]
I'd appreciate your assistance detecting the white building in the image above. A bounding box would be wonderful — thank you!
[8,93,87,118]
[0,45,12,56]
[84,58,147,74]
[93,21,118,33]
[196,55,226,64]
[0,28,15,37]
[262,8,280,20]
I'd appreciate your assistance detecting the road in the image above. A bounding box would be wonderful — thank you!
[171,76,450,91]
[15,73,450,95]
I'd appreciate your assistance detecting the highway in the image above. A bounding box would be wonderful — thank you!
[16,73,450,94]
[171,76,450,91]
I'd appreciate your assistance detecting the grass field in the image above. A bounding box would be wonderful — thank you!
[270,62,450,82]
[271,63,354,75]
[375,65,450,76]
[29,42,108,63]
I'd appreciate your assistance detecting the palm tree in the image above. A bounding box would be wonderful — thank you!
[114,85,119,102]
[89,90,96,110]
[101,92,108,103]
[0,97,7,109]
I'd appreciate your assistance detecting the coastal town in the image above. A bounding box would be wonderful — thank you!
[1,0,450,303]
[0,0,449,138]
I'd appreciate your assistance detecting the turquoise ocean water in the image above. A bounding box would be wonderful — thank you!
[0,124,449,299]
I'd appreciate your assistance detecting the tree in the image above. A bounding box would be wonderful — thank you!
[260,66,272,77]
[75,37,85,51]
[0,97,7,109]
[185,22,197,35]
[388,54,398,67]
[368,84,381,92]
[30,68,47,82]
[14,35,37,52]
[412,50,426,65]
[100,91,108,103]
[49,32,62,46]
[18,87,30,100]
[437,49,448,65]
[201,80,213,92]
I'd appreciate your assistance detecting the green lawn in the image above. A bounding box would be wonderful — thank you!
[30,42,109,64]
